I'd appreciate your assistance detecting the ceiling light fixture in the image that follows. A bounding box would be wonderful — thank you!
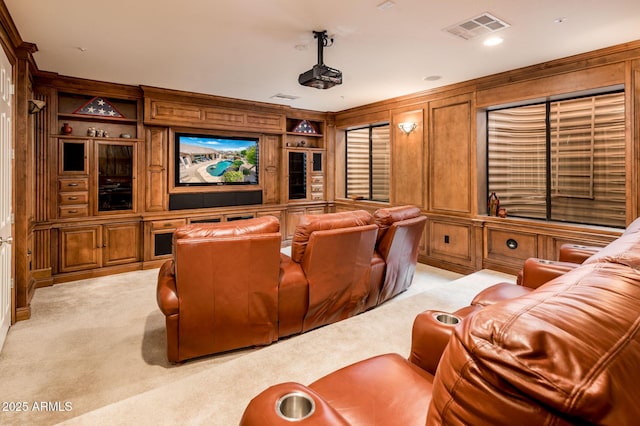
[377,0,395,11]
[484,36,503,46]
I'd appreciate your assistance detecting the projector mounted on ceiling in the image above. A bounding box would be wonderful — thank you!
[298,30,342,89]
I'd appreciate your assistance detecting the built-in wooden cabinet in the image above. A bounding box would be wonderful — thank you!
[286,149,325,202]
[481,218,620,274]
[56,137,140,217]
[284,117,326,203]
[59,221,141,273]
[49,89,144,281]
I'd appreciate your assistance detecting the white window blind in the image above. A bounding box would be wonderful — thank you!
[346,124,390,202]
[488,91,625,228]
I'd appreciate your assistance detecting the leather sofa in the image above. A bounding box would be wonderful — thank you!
[241,219,640,425]
[157,207,426,362]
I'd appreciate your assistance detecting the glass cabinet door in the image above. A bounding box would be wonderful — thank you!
[288,151,307,200]
[97,141,135,212]
[60,139,88,174]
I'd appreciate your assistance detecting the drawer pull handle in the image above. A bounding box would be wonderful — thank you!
[68,210,78,214]
[68,183,79,187]
[68,196,78,200]
[163,223,173,227]
[506,238,518,250]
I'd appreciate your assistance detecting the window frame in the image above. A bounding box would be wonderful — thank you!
[486,89,626,228]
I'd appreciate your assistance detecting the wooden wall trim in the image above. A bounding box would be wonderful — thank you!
[476,62,626,108]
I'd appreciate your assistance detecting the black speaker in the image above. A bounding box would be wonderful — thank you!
[169,190,263,210]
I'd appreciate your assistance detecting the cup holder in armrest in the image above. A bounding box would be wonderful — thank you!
[433,313,460,325]
[537,259,555,265]
[276,392,316,421]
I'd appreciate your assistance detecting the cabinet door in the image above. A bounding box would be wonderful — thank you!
[96,140,138,213]
[288,151,307,200]
[59,225,102,272]
[103,222,141,266]
[59,139,89,175]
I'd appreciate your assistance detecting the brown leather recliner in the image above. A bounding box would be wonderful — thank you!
[366,205,427,309]
[156,216,282,363]
[241,220,640,425]
[278,210,379,337]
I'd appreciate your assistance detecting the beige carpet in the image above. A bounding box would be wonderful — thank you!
[0,263,514,426]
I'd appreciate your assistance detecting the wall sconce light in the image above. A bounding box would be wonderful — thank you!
[398,122,417,135]
[28,99,46,114]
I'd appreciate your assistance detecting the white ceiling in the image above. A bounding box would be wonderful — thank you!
[7,0,640,112]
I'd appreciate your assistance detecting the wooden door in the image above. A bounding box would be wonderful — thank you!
[0,46,12,350]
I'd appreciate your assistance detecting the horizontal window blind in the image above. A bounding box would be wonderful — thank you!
[550,93,625,226]
[488,104,547,219]
[346,124,390,202]
[488,91,625,228]
[346,128,370,199]
[371,126,390,201]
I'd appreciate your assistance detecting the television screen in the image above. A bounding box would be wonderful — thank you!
[174,132,259,187]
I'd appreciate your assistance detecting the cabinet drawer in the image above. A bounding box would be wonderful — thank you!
[311,175,323,184]
[59,178,89,191]
[486,229,537,262]
[59,192,89,205]
[59,205,89,218]
[150,219,186,230]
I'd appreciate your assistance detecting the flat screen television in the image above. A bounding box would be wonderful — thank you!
[174,132,259,187]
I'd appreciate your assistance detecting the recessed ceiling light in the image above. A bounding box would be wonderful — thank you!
[483,36,503,46]
[377,1,395,11]
[424,75,442,81]
[554,17,568,24]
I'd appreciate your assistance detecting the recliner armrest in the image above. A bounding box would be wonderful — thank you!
[518,258,581,289]
[409,305,480,375]
[157,260,179,316]
[558,243,603,264]
[240,382,350,426]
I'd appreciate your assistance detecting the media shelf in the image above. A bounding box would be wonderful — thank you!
[57,92,140,139]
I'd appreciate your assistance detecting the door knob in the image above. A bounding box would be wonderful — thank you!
[0,236,12,246]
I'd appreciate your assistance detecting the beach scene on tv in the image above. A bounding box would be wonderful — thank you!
[176,135,258,185]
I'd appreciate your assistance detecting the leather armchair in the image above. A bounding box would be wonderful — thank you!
[368,205,427,308]
[156,216,282,363]
[278,210,379,337]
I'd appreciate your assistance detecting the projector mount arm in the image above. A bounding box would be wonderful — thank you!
[313,30,333,66]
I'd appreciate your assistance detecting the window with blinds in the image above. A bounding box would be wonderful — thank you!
[346,124,390,202]
[487,91,625,228]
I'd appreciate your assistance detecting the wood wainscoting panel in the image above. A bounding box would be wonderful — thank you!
[429,220,471,262]
[428,94,473,214]
[392,109,425,207]
[145,127,168,211]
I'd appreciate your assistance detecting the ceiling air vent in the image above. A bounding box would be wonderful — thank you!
[444,12,510,40]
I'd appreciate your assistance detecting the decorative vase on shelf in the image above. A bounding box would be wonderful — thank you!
[61,123,73,135]
[488,192,500,217]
